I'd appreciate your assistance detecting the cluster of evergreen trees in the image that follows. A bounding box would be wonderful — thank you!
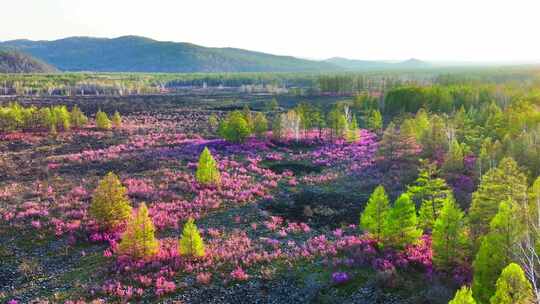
[360,155,539,303]
[0,102,123,133]
[89,171,206,260]
[89,147,218,259]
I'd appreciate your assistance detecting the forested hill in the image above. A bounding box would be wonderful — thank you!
[0,49,58,73]
[0,36,339,73]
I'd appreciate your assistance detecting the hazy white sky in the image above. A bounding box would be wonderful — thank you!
[2,0,539,62]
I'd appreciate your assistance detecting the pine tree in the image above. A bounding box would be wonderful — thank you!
[432,197,469,270]
[490,263,533,304]
[118,203,159,259]
[360,185,390,241]
[95,110,112,130]
[407,161,452,230]
[89,172,132,229]
[195,147,221,186]
[253,112,268,139]
[472,201,524,303]
[469,157,528,244]
[449,286,477,304]
[383,193,422,247]
[179,218,205,257]
[112,111,122,128]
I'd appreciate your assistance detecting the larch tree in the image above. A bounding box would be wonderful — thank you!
[346,115,360,143]
[383,193,422,248]
[432,197,469,270]
[112,111,122,128]
[472,201,524,304]
[469,157,528,245]
[95,109,112,130]
[407,161,452,231]
[490,263,533,304]
[89,172,132,229]
[253,112,268,139]
[195,147,221,187]
[365,109,383,134]
[179,218,205,257]
[449,286,477,304]
[70,105,88,128]
[360,185,390,242]
[118,202,159,259]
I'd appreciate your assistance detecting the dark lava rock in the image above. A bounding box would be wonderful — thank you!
[263,186,367,228]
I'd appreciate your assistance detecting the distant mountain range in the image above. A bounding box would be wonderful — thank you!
[324,57,431,70]
[0,49,58,73]
[0,36,431,73]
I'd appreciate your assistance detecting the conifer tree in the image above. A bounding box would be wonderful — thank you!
[360,185,390,241]
[383,193,422,247]
[472,201,524,303]
[112,111,122,128]
[89,172,132,229]
[449,286,476,304]
[70,105,88,128]
[469,157,528,244]
[195,147,221,186]
[407,162,452,230]
[490,263,533,304]
[432,197,469,270]
[442,139,467,173]
[365,109,383,133]
[271,114,283,141]
[179,218,205,257]
[253,112,268,139]
[346,115,360,143]
[96,110,112,130]
[118,203,159,259]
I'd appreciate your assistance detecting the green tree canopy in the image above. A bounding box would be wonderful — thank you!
[195,147,221,186]
[118,202,159,259]
[490,263,533,304]
[360,185,390,241]
[89,172,132,229]
[179,218,205,257]
[383,193,422,248]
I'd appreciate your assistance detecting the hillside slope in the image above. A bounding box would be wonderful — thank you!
[0,49,58,73]
[0,36,338,73]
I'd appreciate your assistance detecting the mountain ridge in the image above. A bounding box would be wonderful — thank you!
[0,35,431,73]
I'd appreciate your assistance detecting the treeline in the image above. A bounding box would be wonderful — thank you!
[363,79,540,303]
[0,102,122,132]
[214,100,380,144]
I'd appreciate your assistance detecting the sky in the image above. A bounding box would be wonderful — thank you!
[2,0,540,63]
